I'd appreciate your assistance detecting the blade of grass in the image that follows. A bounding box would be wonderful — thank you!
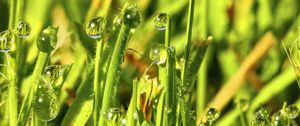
[98,24,131,126]
[61,72,94,126]
[197,32,275,125]
[126,79,137,126]
[18,52,49,126]
[180,0,195,125]
[248,67,296,114]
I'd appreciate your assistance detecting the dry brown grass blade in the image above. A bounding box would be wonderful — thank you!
[197,32,276,125]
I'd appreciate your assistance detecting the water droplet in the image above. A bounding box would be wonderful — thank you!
[104,108,123,123]
[251,111,268,126]
[0,30,16,53]
[176,85,187,97]
[86,17,106,40]
[44,65,60,84]
[153,13,167,30]
[113,14,123,28]
[120,118,127,126]
[189,110,196,121]
[16,20,31,38]
[149,44,167,65]
[271,111,288,126]
[123,6,141,28]
[285,104,299,119]
[33,78,60,121]
[37,26,58,53]
[167,46,175,56]
[206,108,220,121]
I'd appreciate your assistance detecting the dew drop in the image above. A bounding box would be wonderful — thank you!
[16,20,31,38]
[285,104,299,119]
[149,44,167,65]
[120,118,127,126]
[153,13,167,30]
[37,26,58,53]
[251,111,268,126]
[167,46,175,56]
[123,6,141,28]
[271,111,288,126]
[0,30,16,53]
[206,108,220,121]
[33,78,60,121]
[104,108,123,123]
[113,14,123,28]
[86,17,106,40]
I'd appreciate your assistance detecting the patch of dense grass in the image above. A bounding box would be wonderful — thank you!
[0,0,299,126]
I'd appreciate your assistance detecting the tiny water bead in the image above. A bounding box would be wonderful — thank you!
[123,6,141,28]
[0,30,16,53]
[16,20,31,38]
[104,108,123,122]
[206,108,220,121]
[153,13,167,30]
[113,14,123,27]
[271,111,288,126]
[167,46,175,56]
[43,65,69,85]
[149,44,167,65]
[86,16,106,40]
[251,111,268,126]
[37,26,58,53]
[33,79,60,121]
[284,104,299,119]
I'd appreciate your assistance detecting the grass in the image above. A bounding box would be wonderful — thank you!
[0,0,300,126]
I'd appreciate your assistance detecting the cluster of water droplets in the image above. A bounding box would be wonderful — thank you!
[103,107,127,125]
[0,19,30,53]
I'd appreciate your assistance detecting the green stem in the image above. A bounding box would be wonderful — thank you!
[180,0,195,125]
[98,25,130,126]
[7,54,17,126]
[7,0,23,125]
[163,15,176,126]
[18,52,49,126]
[93,40,104,126]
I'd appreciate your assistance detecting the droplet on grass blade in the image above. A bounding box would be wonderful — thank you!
[86,17,106,40]
[37,26,58,53]
[271,111,288,126]
[251,111,268,126]
[206,108,220,122]
[123,6,141,28]
[16,20,31,38]
[104,108,123,123]
[33,78,60,121]
[149,44,167,65]
[153,13,167,30]
[0,30,16,53]
[285,104,299,119]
